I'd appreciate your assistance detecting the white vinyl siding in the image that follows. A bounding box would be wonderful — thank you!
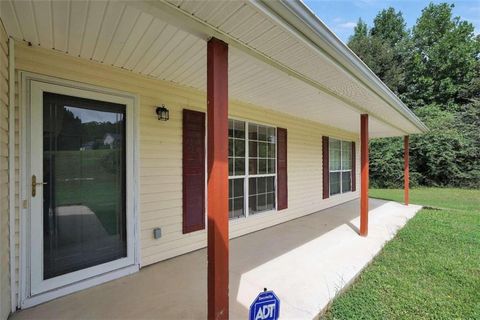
[13,41,360,274]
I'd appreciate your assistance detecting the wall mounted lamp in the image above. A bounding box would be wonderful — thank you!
[156,104,169,121]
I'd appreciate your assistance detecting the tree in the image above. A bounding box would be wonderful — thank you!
[348,19,370,64]
[405,3,480,108]
[411,104,468,186]
[348,3,480,188]
[349,8,408,95]
[352,18,368,39]
[371,8,407,46]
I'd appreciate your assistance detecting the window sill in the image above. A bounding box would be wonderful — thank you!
[329,190,354,197]
[228,209,278,224]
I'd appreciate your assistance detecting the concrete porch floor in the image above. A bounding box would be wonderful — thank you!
[12,198,422,320]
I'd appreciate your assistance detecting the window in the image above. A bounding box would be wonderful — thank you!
[329,138,352,196]
[228,119,276,219]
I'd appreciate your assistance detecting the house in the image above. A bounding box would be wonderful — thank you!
[103,133,122,149]
[0,1,427,319]
[80,141,95,151]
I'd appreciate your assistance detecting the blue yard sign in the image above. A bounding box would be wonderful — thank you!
[249,290,280,320]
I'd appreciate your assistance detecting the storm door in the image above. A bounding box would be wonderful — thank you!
[29,80,135,295]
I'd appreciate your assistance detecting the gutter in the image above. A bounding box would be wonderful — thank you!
[258,0,428,133]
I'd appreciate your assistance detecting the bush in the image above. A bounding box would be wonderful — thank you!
[370,102,480,188]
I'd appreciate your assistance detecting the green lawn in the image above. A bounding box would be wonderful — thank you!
[370,188,480,212]
[323,188,480,320]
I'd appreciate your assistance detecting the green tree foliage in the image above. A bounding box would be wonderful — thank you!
[349,10,408,95]
[371,7,408,46]
[406,3,480,107]
[348,3,480,188]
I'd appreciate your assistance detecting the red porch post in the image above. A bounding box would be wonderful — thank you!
[207,37,229,320]
[404,135,409,205]
[360,114,369,236]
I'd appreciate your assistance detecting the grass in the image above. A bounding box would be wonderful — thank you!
[369,187,480,212]
[323,188,480,320]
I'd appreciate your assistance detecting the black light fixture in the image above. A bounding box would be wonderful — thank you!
[156,104,169,121]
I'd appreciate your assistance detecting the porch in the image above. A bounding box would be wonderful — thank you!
[0,1,428,318]
[12,198,422,320]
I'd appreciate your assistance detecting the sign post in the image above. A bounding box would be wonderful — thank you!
[249,290,280,320]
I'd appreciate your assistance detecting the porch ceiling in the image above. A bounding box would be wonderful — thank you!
[0,0,426,137]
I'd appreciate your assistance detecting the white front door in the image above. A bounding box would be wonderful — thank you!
[29,79,136,296]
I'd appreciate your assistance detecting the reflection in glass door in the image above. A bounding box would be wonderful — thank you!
[42,92,127,279]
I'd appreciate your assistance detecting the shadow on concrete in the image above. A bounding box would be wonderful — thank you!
[346,221,360,234]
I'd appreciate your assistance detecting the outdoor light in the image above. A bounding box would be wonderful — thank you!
[156,104,169,121]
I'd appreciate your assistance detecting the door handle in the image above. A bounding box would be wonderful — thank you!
[32,174,47,197]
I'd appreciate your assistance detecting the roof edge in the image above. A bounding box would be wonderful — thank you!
[260,0,428,133]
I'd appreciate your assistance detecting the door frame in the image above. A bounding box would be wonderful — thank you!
[19,71,140,308]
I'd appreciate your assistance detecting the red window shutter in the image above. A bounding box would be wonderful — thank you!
[351,142,356,191]
[182,109,206,234]
[322,136,329,199]
[277,128,288,210]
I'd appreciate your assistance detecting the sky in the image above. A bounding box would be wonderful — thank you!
[66,106,122,123]
[303,0,480,43]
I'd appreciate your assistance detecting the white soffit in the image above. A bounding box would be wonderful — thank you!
[1,0,413,137]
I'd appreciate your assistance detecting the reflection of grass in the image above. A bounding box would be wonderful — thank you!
[323,188,480,319]
[51,149,123,235]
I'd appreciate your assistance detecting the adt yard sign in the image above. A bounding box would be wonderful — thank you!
[249,290,280,320]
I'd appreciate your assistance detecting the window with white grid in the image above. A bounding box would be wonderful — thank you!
[228,119,276,219]
[329,138,352,196]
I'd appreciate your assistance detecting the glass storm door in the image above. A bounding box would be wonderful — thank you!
[29,80,135,295]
